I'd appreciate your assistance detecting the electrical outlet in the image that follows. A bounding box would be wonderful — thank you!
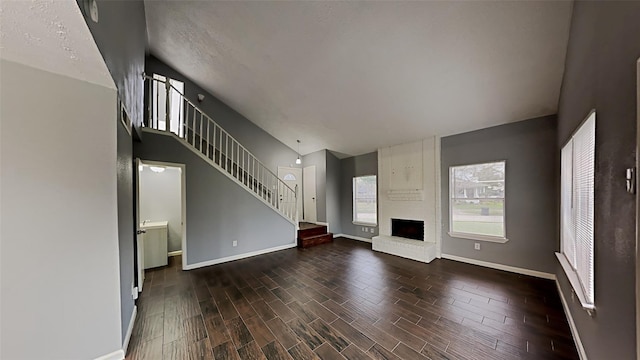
[474,243,481,250]
[232,240,238,247]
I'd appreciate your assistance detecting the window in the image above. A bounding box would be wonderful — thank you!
[151,74,185,137]
[558,111,595,310]
[449,161,506,242]
[353,175,377,225]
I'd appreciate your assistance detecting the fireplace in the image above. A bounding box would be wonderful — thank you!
[391,219,424,241]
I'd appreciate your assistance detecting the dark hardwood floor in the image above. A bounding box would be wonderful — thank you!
[126,238,579,360]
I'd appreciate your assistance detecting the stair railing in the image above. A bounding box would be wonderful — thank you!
[144,75,298,224]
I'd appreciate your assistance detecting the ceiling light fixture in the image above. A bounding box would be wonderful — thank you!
[296,140,302,165]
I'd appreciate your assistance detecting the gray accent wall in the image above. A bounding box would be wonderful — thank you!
[146,56,299,173]
[340,152,379,238]
[78,0,147,343]
[441,116,558,273]
[134,131,296,266]
[556,2,640,359]
[78,0,146,129]
[116,119,135,344]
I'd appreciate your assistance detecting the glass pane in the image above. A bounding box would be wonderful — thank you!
[354,175,377,224]
[451,199,504,237]
[354,199,376,224]
[452,162,505,199]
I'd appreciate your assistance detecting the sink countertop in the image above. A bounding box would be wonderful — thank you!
[140,221,168,230]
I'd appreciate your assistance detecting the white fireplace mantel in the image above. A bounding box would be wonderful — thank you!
[376,137,441,262]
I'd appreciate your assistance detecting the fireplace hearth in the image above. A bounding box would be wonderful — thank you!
[391,219,424,241]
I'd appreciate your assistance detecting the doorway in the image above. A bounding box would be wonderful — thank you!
[303,166,317,222]
[135,159,186,294]
[278,167,303,221]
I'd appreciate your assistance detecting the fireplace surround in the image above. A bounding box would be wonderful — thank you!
[391,219,424,241]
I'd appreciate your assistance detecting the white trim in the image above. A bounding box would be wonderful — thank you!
[335,234,372,243]
[555,280,589,360]
[556,253,596,311]
[441,254,556,280]
[183,242,297,270]
[447,231,509,243]
[352,221,377,226]
[168,250,182,257]
[122,306,137,355]
[93,349,124,360]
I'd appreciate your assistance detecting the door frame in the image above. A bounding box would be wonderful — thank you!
[137,159,187,282]
[636,58,640,359]
[303,165,317,223]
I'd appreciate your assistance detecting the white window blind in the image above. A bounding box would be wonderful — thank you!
[561,141,575,265]
[560,111,595,307]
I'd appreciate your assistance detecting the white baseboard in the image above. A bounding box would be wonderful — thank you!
[441,254,556,280]
[168,250,182,257]
[184,243,297,270]
[122,306,137,355]
[334,233,372,243]
[94,349,124,360]
[555,280,588,360]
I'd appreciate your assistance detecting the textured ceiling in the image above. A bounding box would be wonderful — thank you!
[145,1,572,157]
[0,0,114,89]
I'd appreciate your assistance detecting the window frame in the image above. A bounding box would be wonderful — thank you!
[557,109,596,312]
[352,175,377,226]
[448,160,508,243]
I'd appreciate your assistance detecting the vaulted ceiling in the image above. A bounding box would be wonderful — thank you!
[145,1,572,157]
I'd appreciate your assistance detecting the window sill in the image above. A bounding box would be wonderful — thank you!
[447,232,509,243]
[353,221,377,227]
[556,253,596,314]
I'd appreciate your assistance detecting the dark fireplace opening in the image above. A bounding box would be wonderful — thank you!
[391,219,424,241]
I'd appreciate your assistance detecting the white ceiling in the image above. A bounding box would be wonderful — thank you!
[0,0,114,89]
[145,1,572,157]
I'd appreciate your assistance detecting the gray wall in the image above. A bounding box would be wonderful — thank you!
[340,152,379,238]
[326,151,342,234]
[302,150,327,223]
[139,166,182,252]
[556,1,640,359]
[78,0,147,343]
[441,115,558,273]
[78,0,146,130]
[134,132,296,266]
[1,60,122,360]
[146,56,299,173]
[116,118,135,344]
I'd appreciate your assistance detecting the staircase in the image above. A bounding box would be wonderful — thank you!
[297,222,333,248]
[144,76,298,224]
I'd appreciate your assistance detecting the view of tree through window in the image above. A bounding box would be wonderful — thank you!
[353,175,377,225]
[450,161,505,238]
